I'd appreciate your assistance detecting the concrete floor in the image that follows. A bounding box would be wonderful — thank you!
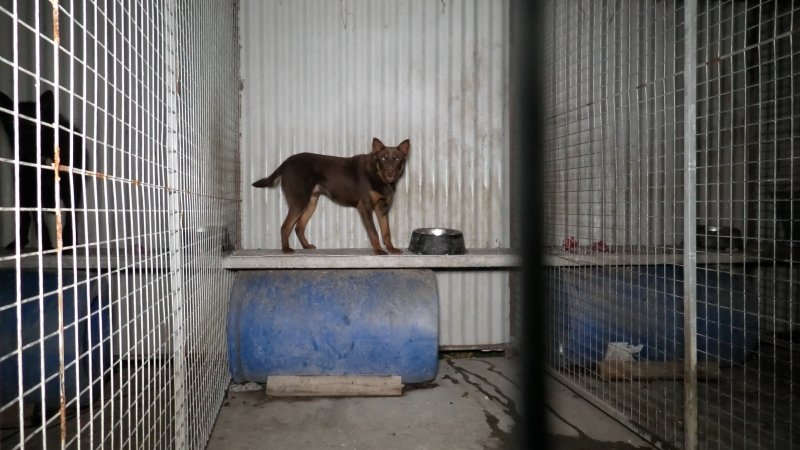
[207,356,654,450]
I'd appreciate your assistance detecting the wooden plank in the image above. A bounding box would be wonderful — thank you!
[597,361,721,381]
[266,375,404,397]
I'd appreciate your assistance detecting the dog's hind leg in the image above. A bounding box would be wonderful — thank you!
[279,176,316,253]
[279,206,304,254]
[295,190,320,249]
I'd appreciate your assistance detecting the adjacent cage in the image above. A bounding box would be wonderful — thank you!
[0,0,240,448]
[543,1,798,449]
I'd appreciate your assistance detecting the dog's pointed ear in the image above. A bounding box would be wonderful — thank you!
[372,137,385,154]
[40,90,54,105]
[39,90,55,118]
[39,89,56,111]
[398,139,410,157]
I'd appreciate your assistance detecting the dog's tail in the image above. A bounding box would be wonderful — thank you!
[252,163,284,188]
[0,91,12,111]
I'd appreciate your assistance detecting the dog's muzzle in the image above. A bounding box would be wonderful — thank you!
[377,162,400,183]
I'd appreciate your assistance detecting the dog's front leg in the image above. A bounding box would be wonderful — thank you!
[375,201,401,254]
[356,202,386,255]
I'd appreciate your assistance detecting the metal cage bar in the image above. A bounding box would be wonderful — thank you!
[0,0,240,448]
[543,0,798,449]
[683,1,699,449]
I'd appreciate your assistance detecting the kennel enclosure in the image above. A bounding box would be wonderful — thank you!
[0,0,514,448]
[543,1,799,449]
[0,0,240,447]
[0,0,797,449]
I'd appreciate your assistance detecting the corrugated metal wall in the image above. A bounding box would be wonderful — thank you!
[542,1,684,249]
[239,0,510,347]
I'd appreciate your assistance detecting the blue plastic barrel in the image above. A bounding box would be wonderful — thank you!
[548,265,759,367]
[228,270,439,384]
[0,269,109,412]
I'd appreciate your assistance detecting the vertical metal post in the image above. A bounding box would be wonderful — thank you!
[682,1,698,449]
[165,1,187,447]
[47,0,69,447]
[10,0,24,444]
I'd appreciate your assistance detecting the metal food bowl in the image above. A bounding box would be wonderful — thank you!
[408,228,466,255]
[696,225,743,251]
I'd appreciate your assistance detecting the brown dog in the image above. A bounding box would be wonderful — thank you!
[253,138,410,255]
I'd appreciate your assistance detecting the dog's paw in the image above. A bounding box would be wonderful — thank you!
[282,247,295,254]
[302,244,317,250]
[373,248,388,255]
[387,247,403,255]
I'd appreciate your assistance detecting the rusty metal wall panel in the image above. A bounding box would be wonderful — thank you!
[239,0,510,347]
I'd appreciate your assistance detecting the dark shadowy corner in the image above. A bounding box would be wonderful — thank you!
[509,0,547,449]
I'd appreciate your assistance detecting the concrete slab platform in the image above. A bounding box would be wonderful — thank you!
[207,356,655,450]
[221,248,519,269]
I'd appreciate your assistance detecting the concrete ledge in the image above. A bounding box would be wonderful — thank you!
[543,250,751,267]
[0,247,751,270]
[0,248,170,270]
[222,248,520,269]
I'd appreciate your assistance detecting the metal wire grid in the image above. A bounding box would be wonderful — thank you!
[543,0,797,449]
[0,0,239,448]
[543,1,687,445]
[174,0,240,448]
[694,1,798,448]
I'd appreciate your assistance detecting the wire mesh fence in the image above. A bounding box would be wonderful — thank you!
[543,0,798,449]
[0,0,240,448]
